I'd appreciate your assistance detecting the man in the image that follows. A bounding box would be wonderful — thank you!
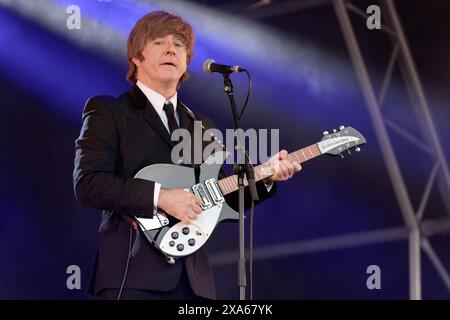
[73,10,301,300]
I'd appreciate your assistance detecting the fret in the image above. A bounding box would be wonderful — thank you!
[218,180,226,194]
[254,167,261,180]
[259,167,266,179]
[263,163,270,176]
[223,180,229,194]
[226,177,233,192]
[308,146,313,157]
[266,163,273,176]
[225,182,230,195]
[267,163,274,176]
[224,177,232,193]
[222,178,229,194]
[255,166,262,180]
[300,149,305,160]
[258,163,269,177]
[228,176,237,191]
[225,178,232,193]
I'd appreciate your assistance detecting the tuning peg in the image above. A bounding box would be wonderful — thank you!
[323,131,329,136]
[355,147,361,152]
[333,129,337,133]
[339,153,345,159]
[347,149,352,155]
[339,125,345,130]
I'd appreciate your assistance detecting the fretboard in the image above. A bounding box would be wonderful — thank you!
[217,144,321,196]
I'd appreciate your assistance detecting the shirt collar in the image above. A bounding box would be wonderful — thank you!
[136,80,177,115]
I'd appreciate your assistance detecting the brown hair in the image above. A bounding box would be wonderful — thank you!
[126,10,195,85]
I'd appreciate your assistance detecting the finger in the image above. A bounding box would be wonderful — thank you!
[189,207,201,219]
[283,160,295,174]
[279,149,288,160]
[288,165,295,178]
[294,162,302,172]
[182,217,191,224]
[283,161,293,176]
[191,204,202,214]
[270,151,279,163]
[271,162,280,178]
[187,213,197,221]
[272,163,282,180]
[277,162,289,179]
[192,196,202,206]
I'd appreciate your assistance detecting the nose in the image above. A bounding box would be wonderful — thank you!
[164,41,175,55]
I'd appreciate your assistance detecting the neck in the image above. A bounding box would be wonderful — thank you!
[137,78,177,100]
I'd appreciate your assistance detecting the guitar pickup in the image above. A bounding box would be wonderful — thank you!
[205,178,224,205]
[191,183,213,210]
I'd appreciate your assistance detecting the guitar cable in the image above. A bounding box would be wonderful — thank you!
[117,224,134,300]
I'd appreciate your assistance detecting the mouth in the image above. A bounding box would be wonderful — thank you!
[161,62,176,68]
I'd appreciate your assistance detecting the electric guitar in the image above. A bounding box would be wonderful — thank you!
[134,126,366,260]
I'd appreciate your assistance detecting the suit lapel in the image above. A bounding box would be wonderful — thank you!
[178,102,207,166]
[143,105,174,147]
[129,85,174,148]
[178,101,194,132]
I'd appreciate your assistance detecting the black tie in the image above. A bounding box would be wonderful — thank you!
[163,102,179,135]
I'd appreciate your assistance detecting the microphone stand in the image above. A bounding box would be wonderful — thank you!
[222,72,259,300]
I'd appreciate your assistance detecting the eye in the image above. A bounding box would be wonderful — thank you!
[175,42,184,47]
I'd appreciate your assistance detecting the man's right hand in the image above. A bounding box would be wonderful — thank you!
[157,189,203,224]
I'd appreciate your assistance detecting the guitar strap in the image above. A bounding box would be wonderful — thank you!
[194,165,200,184]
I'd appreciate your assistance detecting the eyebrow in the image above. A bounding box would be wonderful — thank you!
[151,36,185,44]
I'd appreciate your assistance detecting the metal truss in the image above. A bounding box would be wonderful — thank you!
[211,0,450,300]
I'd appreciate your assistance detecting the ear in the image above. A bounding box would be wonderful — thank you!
[132,57,141,67]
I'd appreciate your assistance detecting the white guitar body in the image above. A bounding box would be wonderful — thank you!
[134,151,238,258]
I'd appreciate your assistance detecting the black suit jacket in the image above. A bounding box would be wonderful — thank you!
[73,85,276,299]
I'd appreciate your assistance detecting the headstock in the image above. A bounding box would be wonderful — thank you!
[317,126,366,157]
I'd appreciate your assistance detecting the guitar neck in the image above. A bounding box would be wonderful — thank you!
[217,143,321,196]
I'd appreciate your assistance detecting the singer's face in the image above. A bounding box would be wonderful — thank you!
[134,34,187,91]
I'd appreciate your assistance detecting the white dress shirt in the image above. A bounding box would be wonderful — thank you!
[136,80,180,214]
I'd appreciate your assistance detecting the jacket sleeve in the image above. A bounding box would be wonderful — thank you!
[73,96,155,218]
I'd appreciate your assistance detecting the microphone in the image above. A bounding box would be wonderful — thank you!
[202,59,245,74]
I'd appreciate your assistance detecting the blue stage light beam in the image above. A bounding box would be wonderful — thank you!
[0,0,351,109]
